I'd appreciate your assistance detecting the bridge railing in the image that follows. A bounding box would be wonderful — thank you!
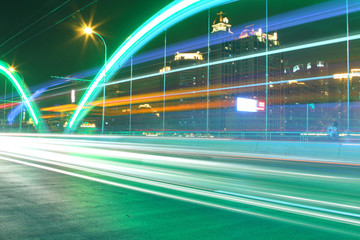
[104,130,360,143]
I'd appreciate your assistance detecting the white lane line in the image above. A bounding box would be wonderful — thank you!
[216,190,360,219]
[0,154,360,226]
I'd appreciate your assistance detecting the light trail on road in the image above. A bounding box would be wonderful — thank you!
[0,134,359,236]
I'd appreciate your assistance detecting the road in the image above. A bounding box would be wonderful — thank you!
[0,134,359,239]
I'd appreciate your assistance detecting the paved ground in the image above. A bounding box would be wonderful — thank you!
[0,136,359,239]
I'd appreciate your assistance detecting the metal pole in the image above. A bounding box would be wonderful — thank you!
[11,86,13,131]
[17,72,24,133]
[207,9,210,136]
[163,30,167,135]
[19,106,22,132]
[306,103,309,141]
[93,32,107,135]
[346,0,350,135]
[129,56,133,134]
[3,80,6,128]
[265,0,269,140]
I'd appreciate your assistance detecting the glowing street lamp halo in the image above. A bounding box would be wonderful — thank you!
[84,26,94,35]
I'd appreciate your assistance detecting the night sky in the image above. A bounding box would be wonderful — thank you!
[0,0,169,87]
[0,0,358,88]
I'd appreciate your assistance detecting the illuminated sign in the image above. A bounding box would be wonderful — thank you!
[237,97,265,112]
[257,101,265,111]
[71,89,75,103]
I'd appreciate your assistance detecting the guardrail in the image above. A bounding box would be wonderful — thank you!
[105,130,360,143]
[5,131,358,163]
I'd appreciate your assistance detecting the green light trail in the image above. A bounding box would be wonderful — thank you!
[67,0,360,133]
[106,34,360,87]
[1,134,360,235]
[66,0,236,133]
[0,61,46,132]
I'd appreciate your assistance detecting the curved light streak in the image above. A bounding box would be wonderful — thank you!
[7,89,43,125]
[66,0,236,132]
[0,61,46,132]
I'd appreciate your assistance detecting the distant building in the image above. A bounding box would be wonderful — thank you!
[209,12,284,131]
[283,61,329,131]
[165,52,206,130]
[170,52,205,89]
[212,11,232,34]
[333,68,360,130]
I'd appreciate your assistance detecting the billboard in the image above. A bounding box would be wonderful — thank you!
[237,97,265,112]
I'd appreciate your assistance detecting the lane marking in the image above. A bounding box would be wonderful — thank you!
[1,154,360,226]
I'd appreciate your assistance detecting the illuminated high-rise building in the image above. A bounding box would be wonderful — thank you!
[165,52,206,130]
[211,11,232,34]
[209,12,284,131]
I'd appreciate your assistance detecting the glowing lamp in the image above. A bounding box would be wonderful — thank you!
[84,27,93,34]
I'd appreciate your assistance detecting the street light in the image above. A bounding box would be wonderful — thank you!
[84,27,93,35]
[3,67,17,131]
[83,26,107,134]
[8,67,24,132]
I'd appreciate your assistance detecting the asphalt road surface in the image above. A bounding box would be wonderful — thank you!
[0,135,359,239]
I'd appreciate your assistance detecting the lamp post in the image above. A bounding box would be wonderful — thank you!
[3,71,7,129]
[9,67,24,132]
[84,27,107,134]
